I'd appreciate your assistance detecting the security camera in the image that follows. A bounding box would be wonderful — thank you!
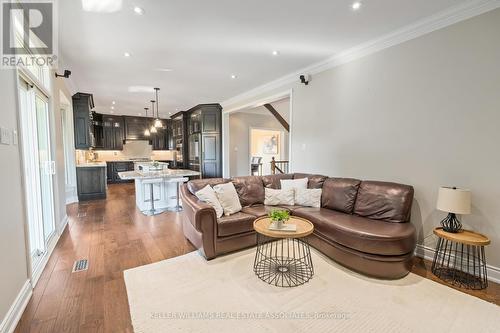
[299,74,310,85]
[55,69,72,79]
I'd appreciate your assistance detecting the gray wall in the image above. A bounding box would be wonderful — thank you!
[0,70,29,320]
[224,9,500,267]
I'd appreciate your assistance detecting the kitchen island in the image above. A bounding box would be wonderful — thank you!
[118,168,201,215]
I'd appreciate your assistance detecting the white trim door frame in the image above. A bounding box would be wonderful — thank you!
[222,89,293,178]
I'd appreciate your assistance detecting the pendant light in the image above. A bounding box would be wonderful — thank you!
[153,87,163,128]
[143,107,151,137]
[150,100,157,134]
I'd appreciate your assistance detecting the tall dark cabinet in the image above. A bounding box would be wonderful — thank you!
[102,115,124,150]
[72,93,95,149]
[185,104,222,178]
[171,112,188,169]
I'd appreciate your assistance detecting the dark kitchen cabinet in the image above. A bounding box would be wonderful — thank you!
[124,116,149,141]
[171,112,188,168]
[106,161,134,183]
[149,119,173,150]
[77,167,106,201]
[102,115,124,150]
[185,104,222,178]
[201,134,220,178]
[92,112,104,149]
[72,93,94,149]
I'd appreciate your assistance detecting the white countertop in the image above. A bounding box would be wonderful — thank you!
[76,162,107,168]
[118,169,200,180]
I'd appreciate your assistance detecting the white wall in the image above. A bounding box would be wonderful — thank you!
[229,108,289,177]
[224,9,500,268]
[0,70,29,323]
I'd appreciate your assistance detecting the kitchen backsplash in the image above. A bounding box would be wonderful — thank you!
[76,140,176,163]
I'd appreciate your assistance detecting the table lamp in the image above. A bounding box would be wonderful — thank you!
[436,186,471,233]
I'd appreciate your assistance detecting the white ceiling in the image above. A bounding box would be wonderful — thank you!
[59,0,469,117]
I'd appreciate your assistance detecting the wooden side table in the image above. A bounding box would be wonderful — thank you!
[253,216,314,287]
[431,227,490,290]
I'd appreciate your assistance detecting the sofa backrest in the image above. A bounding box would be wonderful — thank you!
[262,174,294,189]
[353,181,414,223]
[321,178,361,214]
[231,176,265,207]
[187,178,231,195]
[293,173,328,189]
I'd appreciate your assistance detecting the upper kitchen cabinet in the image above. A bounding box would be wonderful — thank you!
[124,116,149,141]
[72,92,94,149]
[102,115,124,150]
[151,119,171,150]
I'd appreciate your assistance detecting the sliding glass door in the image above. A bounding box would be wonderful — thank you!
[18,76,55,271]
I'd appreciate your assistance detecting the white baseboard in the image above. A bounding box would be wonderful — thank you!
[66,195,78,205]
[31,215,68,288]
[58,214,69,236]
[0,280,32,333]
[415,244,500,284]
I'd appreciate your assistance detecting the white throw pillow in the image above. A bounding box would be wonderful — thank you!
[195,185,224,218]
[295,188,322,208]
[213,182,242,216]
[264,188,295,206]
[281,178,308,190]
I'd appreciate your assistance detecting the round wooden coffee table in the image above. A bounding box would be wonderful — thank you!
[253,216,314,287]
[431,227,490,289]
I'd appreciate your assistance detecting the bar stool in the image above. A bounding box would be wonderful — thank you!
[142,178,167,216]
[166,177,189,212]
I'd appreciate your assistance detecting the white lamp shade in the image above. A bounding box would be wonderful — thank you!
[150,125,157,134]
[154,119,163,128]
[436,187,471,214]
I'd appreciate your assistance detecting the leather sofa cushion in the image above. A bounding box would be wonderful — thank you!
[262,174,294,189]
[293,173,328,189]
[354,181,414,223]
[242,205,288,218]
[231,176,265,207]
[217,212,255,237]
[187,178,231,195]
[277,205,306,212]
[321,178,361,214]
[293,208,416,256]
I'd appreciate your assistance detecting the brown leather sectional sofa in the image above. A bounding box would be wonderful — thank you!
[180,173,416,279]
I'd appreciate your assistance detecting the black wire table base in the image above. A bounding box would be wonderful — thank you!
[253,235,314,287]
[431,237,488,290]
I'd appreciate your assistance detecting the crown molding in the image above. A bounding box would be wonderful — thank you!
[221,0,500,108]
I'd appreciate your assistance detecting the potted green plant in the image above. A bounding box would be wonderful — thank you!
[268,209,290,229]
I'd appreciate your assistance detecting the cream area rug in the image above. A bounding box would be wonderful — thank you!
[124,248,499,333]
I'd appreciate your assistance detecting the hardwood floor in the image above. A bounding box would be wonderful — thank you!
[15,183,499,332]
[15,183,194,333]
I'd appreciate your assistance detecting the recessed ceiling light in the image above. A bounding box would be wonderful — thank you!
[112,101,115,105]
[231,74,237,79]
[272,50,280,56]
[352,2,362,10]
[124,52,131,57]
[111,106,115,110]
[169,112,172,115]
[133,6,144,15]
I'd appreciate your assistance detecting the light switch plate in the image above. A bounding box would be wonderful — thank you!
[13,130,18,145]
[0,127,12,145]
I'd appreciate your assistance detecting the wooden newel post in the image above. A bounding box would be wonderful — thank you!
[271,157,276,175]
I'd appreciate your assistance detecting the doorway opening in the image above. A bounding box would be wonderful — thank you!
[226,94,291,177]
